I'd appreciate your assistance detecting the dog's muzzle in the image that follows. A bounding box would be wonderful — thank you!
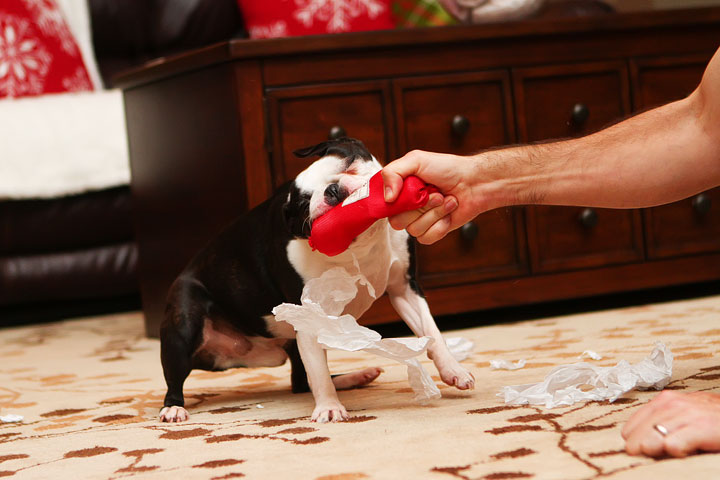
[324,183,349,207]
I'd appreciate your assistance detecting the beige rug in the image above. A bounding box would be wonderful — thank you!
[1,295,719,479]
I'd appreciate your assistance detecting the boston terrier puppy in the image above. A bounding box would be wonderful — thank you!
[159,137,475,423]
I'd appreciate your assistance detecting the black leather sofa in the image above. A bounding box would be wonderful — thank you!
[0,0,246,325]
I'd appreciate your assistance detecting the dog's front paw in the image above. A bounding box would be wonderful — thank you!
[311,402,349,423]
[159,406,189,422]
[440,365,475,391]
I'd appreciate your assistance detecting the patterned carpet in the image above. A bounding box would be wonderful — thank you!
[0,295,719,479]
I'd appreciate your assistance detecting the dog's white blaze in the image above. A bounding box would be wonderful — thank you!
[295,155,382,221]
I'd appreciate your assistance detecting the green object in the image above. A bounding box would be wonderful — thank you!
[392,0,458,27]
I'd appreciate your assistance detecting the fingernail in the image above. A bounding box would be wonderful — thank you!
[429,195,442,208]
[384,186,393,201]
[445,198,458,212]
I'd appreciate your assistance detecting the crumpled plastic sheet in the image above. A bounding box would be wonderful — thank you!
[579,350,603,360]
[490,359,526,370]
[446,337,474,362]
[498,341,673,408]
[273,264,473,403]
[0,414,23,423]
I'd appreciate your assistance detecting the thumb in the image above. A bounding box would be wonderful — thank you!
[382,153,423,202]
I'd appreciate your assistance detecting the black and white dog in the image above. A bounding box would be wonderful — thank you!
[159,137,475,423]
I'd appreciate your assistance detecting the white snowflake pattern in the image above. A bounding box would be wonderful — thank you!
[249,20,289,39]
[22,0,78,55]
[61,66,92,92]
[294,0,387,33]
[0,14,51,98]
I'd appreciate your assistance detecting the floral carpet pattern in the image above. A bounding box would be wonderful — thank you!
[1,295,719,479]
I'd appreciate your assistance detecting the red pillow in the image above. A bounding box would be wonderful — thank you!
[238,0,395,39]
[0,0,93,99]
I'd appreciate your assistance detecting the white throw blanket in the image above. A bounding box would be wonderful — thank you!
[0,89,130,200]
[0,0,130,200]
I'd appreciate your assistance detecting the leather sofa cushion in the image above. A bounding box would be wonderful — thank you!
[0,242,138,305]
[0,187,134,255]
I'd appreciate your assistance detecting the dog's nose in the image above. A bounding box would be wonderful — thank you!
[324,183,348,206]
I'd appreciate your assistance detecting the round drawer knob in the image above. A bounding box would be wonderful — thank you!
[460,221,478,241]
[692,193,711,215]
[578,208,598,228]
[570,103,590,127]
[451,115,470,137]
[328,125,347,140]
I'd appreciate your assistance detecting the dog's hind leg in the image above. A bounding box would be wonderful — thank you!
[159,279,205,422]
[331,368,384,390]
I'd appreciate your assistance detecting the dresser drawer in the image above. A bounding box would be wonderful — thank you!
[416,207,528,288]
[393,71,515,155]
[527,207,644,273]
[393,72,527,285]
[630,54,717,259]
[266,81,395,185]
[513,61,631,141]
[644,189,720,258]
[514,62,643,272]
[630,54,710,110]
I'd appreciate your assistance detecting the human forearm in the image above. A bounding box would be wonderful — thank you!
[475,92,720,211]
[382,48,720,244]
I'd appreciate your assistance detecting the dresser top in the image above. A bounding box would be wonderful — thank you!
[116,6,720,89]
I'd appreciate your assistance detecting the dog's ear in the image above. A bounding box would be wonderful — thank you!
[293,140,335,159]
[282,186,311,238]
[293,137,372,163]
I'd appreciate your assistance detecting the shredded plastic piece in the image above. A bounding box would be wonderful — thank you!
[499,342,673,408]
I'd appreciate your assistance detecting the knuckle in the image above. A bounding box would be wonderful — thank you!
[407,149,424,161]
[639,438,661,456]
[406,224,421,238]
[664,437,689,457]
[656,390,681,403]
[388,217,405,230]
[417,234,433,245]
[624,439,640,455]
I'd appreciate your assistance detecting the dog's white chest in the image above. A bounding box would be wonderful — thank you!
[286,222,409,320]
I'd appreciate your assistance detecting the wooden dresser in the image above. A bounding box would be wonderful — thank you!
[117,8,720,337]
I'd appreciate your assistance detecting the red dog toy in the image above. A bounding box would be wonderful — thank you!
[308,171,438,256]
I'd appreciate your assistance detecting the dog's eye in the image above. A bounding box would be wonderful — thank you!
[324,183,347,206]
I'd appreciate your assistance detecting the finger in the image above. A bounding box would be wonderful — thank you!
[406,197,457,239]
[624,410,688,456]
[624,419,668,456]
[622,391,679,439]
[388,193,443,230]
[631,429,667,457]
[665,422,720,457]
[416,214,453,245]
[382,152,424,202]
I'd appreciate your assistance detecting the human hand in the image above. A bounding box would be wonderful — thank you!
[381,150,483,244]
[622,390,720,457]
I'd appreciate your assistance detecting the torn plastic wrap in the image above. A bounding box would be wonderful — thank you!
[0,414,23,423]
[499,342,673,408]
[490,359,526,370]
[273,265,469,402]
[579,350,603,360]
[446,337,474,362]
